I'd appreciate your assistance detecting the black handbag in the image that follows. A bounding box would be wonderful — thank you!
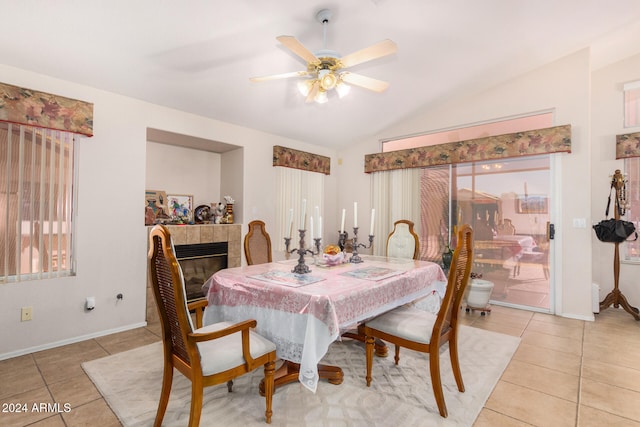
[593,218,636,243]
[593,188,637,243]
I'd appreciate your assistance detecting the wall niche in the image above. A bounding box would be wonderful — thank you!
[145,127,244,224]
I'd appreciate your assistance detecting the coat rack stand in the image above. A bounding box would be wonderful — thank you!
[599,169,640,320]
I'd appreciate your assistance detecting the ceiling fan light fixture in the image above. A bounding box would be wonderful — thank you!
[319,69,337,91]
[297,79,313,96]
[336,80,351,98]
[250,8,397,105]
[314,89,328,104]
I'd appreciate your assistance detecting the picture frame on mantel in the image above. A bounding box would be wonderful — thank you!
[167,194,194,223]
[145,190,168,216]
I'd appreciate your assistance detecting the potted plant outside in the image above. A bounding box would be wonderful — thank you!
[442,244,453,269]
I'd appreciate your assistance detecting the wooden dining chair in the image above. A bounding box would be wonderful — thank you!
[148,225,277,426]
[342,219,420,355]
[244,220,273,265]
[363,224,474,418]
[386,219,420,259]
[496,218,516,235]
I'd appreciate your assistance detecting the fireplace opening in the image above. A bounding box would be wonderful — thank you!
[174,242,228,301]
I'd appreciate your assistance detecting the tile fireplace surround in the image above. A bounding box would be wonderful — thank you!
[146,223,242,324]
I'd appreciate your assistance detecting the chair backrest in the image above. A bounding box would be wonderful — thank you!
[431,224,474,344]
[244,220,272,265]
[148,225,194,364]
[473,219,493,240]
[496,218,516,235]
[386,220,420,260]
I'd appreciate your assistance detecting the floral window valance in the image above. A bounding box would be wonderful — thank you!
[0,82,93,137]
[364,124,571,173]
[616,131,640,159]
[273,145,330,175]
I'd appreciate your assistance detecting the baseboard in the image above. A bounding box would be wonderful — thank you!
[0,321,148,361]
[558,312,595,322]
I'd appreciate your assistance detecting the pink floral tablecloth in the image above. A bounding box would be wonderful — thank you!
[203,255,446,392]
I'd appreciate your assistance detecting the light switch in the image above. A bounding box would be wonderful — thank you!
[572,218,587,228]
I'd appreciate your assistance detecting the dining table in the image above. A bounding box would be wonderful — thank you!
[202,254,447,393]
[474,234,538,266]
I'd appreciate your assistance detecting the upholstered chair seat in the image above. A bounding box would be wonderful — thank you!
[196,321,277,376]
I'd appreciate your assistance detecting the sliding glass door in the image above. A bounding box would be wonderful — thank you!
[419,155,552,311]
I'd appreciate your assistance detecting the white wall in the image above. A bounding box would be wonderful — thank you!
[146,142,222,207]
[0,64,337,359]
[591,52,640,309]
[337,49,594,319]
[221,148,245,225]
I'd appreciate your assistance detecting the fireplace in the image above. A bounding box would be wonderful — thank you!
[175,242,228,301]
[146,224,242,324]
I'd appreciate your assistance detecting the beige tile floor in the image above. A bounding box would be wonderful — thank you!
[1,306,640,426]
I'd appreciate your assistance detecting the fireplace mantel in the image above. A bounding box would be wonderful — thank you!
[146,223,242,323]
[160,224,242,266]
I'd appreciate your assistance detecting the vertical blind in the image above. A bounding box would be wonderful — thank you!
[0,122,75,281]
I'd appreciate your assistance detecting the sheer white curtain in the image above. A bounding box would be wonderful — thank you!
[370,168,421,255]
[276,167,324,252]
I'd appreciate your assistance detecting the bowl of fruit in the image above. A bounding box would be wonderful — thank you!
[322,245,345,266]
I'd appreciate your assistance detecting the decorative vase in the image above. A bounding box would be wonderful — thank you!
[225,204,234,224]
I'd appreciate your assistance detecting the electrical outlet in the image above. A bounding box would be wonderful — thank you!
[21,306,33,321]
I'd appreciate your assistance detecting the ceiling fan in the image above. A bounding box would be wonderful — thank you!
[250,9,397,104]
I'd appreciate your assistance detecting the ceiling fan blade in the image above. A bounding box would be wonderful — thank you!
[306,81,320,103]
[340,39,397,68]
[250,70,309,83]
[341,72,390,92]
[277,35,319,65]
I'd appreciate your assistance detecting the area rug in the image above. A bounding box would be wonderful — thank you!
[83,326,519,427]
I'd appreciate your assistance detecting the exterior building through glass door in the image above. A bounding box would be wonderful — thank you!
[419,155,551,311]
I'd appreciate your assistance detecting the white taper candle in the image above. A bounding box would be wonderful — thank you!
[370,208,375,235]
[340,209,346,233]
[288,208,293,238]
[300,199,306,230]
[354,202,358,228]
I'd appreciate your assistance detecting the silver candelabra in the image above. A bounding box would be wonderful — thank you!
[339,227,374,263]
[284,229,321,274]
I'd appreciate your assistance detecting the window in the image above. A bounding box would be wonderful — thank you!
[0,122,77,281]
[373,112,555,310]
[623,158,640,262]
[622,81,640,261]
[382,112,554,152]
[378,112,554,252]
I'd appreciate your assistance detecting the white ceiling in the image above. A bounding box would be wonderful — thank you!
[3,1,640,149]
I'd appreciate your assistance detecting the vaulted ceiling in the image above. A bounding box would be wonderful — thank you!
[3,1,640,148]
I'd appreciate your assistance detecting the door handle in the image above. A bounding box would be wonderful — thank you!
[548,223,555,240]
